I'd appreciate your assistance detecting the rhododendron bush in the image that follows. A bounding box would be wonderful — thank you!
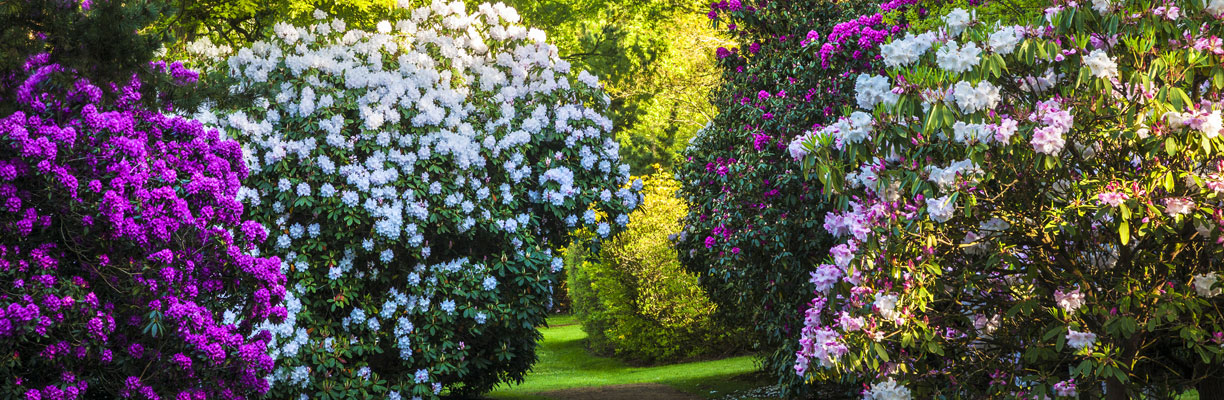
[675,0,916,395]
[568,167,738,363]
[791,0,1224,398]
[198,1,639,398]
[0,57,285,398]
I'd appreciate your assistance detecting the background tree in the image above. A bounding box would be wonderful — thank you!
[0,0,171,102]
[504,0,729,174]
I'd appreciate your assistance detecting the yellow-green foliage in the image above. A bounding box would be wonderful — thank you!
[567,167,742,363]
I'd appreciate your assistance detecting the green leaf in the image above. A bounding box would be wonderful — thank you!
[874,343,891,362]
[1171,87,1194,109]
[1119,220,1130,245]
[927,341,945,356]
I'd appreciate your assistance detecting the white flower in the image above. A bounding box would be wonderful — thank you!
[927,159,981,189]
[880,32,936,68]
[952,80,1001,114]
[1020,69,1061,93]
[926,195,956,223]
[943,8,974,36]
[935,41,981,74]
[1202,110,1223,138]
[1194,272,1220,297]
[865,378,912,400]
[296,182,311,197]
[1083,49,1119,79]
[788,134,813,160]
[274,22,300,44]
[1054,288,1085,313]
[855,74,898,110]
[1091,0,1113,14]
[1066,328,1097,350]
[987,26,1023,55]
[576,70,600,88]
[1210,0,1224,17]
[874,293,901,321]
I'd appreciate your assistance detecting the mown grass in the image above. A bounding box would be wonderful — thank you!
[486,315,770,399]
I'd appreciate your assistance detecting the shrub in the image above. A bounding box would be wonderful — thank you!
[674,0,898,395]
[791,1,1224,398]
[199,2,640,398]
[568,168,737,363]
[0,57,285,399]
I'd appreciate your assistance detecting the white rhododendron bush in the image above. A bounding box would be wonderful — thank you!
[195,1,640,398]
[791,0,1224,398]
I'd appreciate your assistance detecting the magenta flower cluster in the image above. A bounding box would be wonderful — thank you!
[1,56,285,399]
[816,0,918,69]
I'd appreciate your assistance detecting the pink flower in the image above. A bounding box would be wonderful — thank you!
[830,242,857,268]
[1066,328,1097,350]
[1054,287,1085,313]
[1096,191,1128,207]
[1053,379,1077,397]
[1163,197,1195,216]
[992,117,1018,143]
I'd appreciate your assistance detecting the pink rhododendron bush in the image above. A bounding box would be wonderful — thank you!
[791,0,1224,398]
[195,1,639,398]
[0,57,285,398]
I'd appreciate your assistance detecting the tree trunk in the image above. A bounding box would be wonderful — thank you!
[1198,377,1224,400]
[1105,378,1128,400]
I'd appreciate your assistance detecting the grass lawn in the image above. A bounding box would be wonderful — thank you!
[486,315,771,399]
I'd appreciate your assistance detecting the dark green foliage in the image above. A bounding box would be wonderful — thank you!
[0,0,170,100]
[673,0,875,396]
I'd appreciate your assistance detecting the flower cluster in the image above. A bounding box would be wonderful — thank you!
[199,1,638,397]
[1,57,284,399]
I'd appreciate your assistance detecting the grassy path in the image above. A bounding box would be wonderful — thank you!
[487,315,770,399]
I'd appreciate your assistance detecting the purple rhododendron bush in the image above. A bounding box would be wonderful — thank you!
[791,0,1224,398]
[0,56,285,399]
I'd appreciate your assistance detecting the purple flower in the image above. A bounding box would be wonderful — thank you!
[1,56,283,398]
